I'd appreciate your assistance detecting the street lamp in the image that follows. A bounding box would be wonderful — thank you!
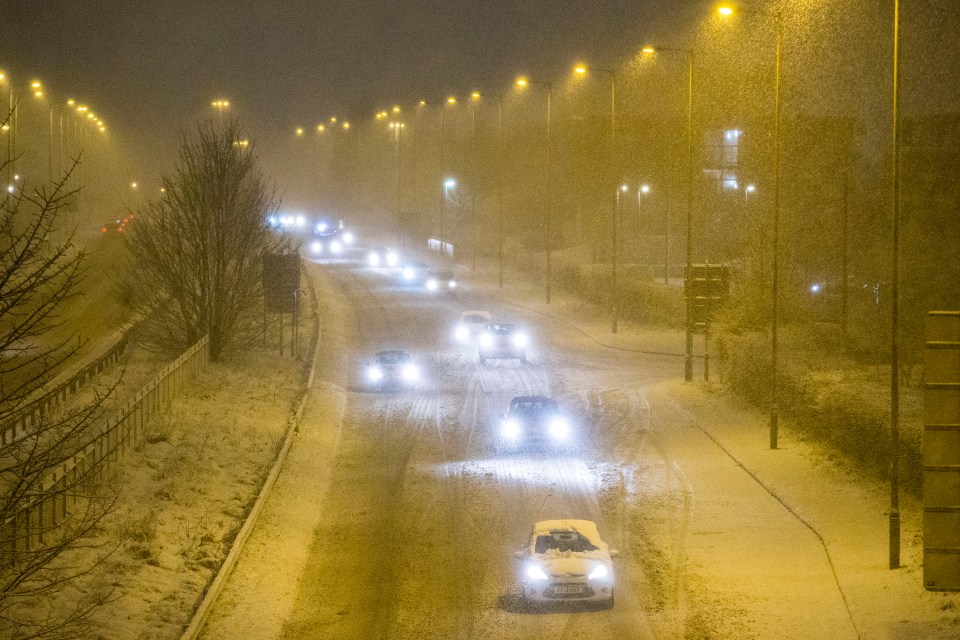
[889,0,903,571]
[641,44,696,379]
[440,177,456,257]
[516,76,553,304]
[638,183,651,266]
[613,183,629,327]
[718,4,784,449]
[211,99,230,126]
[574,63,618,330]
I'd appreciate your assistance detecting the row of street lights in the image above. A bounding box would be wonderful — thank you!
[1,69,109,195]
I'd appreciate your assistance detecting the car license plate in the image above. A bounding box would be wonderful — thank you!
[553,584,585,595]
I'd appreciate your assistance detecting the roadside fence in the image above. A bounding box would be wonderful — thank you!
[0,335,209,559]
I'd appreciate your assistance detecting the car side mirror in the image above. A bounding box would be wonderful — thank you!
[609,549,620,558]
[498,413,506,421]
[513,550,525,559]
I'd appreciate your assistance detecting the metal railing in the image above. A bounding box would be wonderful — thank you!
[0,336,209,558]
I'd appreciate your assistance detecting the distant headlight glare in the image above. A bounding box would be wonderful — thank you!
[502,419,521,440]
[512,332,529,348]
[549,418,570,440]
[367,366,384,382]
[402,364,419,381]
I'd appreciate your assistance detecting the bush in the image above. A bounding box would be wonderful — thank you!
[717,330,923,494]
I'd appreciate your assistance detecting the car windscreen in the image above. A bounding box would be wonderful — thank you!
[534,531,599,554]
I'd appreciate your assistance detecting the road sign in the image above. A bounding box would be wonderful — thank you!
[686,264,729,334]
[263,253,300,313]
[924,310,960,591]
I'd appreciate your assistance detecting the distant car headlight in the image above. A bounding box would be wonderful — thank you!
[401,363,419,381]
[403,266,416,280]
[549,418,570,440]
[343,231,355,244]
[386,251,399,267]
[311,241,323,254]
[454,325,469,342]
[526,563,549,581]
[426,278,439,291]
[588,564,609,580]
[330,240,342,254]
[480,333,493,348]
[512,332,529,348]
[502,419,522,440]
[367,366,384,382]
[368,251,381,267]
[448,279,457,289]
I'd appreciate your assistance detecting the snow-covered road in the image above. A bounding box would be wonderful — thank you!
[199,249,958,639]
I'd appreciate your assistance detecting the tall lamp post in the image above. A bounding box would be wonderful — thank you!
[718,4,784,449]
[211,99,230,126]
[1,72,12,186]
[441,177,456,256]
[515,77,553,304]
[478,92,506,288]
[889,0,903,571]
[638,183,651,265]
[641,45,695,379]
[574,64,619,331]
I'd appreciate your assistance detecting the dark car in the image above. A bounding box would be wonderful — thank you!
[497,395,573,450]
[478,322,529,365]
[364,349,421,389]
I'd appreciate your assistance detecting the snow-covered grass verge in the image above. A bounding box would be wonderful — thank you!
[35,343,307,640]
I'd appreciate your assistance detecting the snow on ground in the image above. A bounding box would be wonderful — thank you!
[39,340,306,639]
[31,246,960,639]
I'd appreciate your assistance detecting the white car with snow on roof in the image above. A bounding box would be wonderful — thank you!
[514,519,618,609]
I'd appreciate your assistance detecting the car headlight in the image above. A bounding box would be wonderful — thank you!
[454,325,469,341]
[311,241,323,254]
[386,251,399,266]
[502,419,522,440]
[343,231,355,245]
[526,563,549,582]
[512,332,529,348]
[367,366,384,382]
[448,280,457,289]
[426,278,438,291]
[368,252,381,267]
[588,564,609,580]
[480,333,493,348]
[549,418,570,440]
[330,240,342,253]
[402,363,419,381]
[403,266,415,280]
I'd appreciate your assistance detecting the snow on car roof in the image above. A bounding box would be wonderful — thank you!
[532,519,602,543]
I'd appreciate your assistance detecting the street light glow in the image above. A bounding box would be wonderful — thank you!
[640,184,651,194]
[447,96,457,104]
[574,65,587,75]
[342,121,350,130]
[516,77,528,87]
[444,178,456,189]
[620,184,629,193]
[471,91,481,99]
[642,46,656,54]
[317,124,325,133]
[295,127,304,136]
[718,5,734,16]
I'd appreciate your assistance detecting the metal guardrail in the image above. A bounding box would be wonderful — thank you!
[0,336,209,559]
[0,335,130,448]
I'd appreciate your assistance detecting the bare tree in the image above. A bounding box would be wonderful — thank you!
[0,115,118,639]
[125,119,284,360]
